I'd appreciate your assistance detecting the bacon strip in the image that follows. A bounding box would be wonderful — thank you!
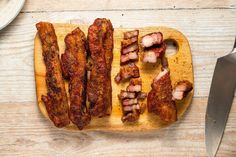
[36,22,70,128]
[87,18,114,117]
[147,68,177,122]
[61,27,90,129]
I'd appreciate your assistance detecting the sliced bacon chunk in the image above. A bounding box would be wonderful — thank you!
[172,80,193,100]
[123,98,138,106]
[127,78,142,92]
[120,51,138,64]
[141,32,163,48]
[122,43,139,55]
[121,36,138,48]
[114,63,140,83]
[143,43,166,63]
[118,90,136,100]
[124,30,139,39]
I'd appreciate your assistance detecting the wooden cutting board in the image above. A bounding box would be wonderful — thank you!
[34,24,193,131]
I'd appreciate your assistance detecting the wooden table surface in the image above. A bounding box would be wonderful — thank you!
[0,0,236,156]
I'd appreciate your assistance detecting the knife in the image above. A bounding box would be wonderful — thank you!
[205,38,236,157]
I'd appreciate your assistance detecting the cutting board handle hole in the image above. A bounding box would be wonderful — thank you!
[164,39,178,56]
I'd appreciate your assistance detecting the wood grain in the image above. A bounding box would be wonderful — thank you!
[35,24,193,131]
[0,98,235,156]
[22,0,236,12]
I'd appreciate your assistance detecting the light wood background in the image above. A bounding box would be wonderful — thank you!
[0,0,236,156]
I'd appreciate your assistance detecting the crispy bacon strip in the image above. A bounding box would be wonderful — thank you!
[172,80,193,100]
[61,27,91,129]
[36,22,70,128]
[87,18,114,117]
[147,68,177,122]
[114,63,140,83]
[141,32,163,48]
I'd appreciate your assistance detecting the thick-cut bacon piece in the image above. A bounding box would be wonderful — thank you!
[172,80,193,100]
[87,18,114,117]
[61,27,90,129]
[36,22,70,128]
[122,43,139,54]
[118,90,136,100]
[143,43,166,63]
[147,68,177,122]
[127,78,142,92]
[120,51,138,64]
[123,98,138,106]
[124,30,139,39]
[114,63,140,83]
[141,32,163,48]
[121,36,138,48]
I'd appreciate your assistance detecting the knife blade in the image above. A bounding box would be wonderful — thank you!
[205,38,236,157]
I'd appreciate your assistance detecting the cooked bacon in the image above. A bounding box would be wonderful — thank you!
[121,36,138,47]
[143,51,157,63]
[124,30,139,39]
[118,90,136,100]
[143,43,166,63]
[122,112,139,122]
[161,56,168,69]
[137,92,147,100]
[147,68,177,122]
[140,103,146,114]
[123,98,138,106]
[127,78,142,92]
[123,104,140,112]
[120,51,138,64]
[114,63,140,83]
[36,22,70,128]
[172,80,193,100]
[87,18,114,117]
[141,32,163,48]
[61,27,90,129]
[122,43,139,54]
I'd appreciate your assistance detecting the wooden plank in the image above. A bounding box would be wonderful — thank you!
[0,10,236,103]
[22,0,236,12]
[34,24,193,131]
[0,98,235,156]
